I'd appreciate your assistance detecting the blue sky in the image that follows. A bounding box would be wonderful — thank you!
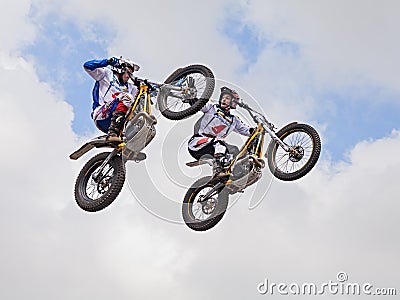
[315,86,400,160]
[22,4,400,162]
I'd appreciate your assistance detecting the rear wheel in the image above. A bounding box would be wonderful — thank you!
[267,123,321,181]
[182,176,229,231]
[74,152,125,212]
[158,65,215,120]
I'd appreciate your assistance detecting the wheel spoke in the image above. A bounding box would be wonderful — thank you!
[87,183,96,198]
[164,72,208,113]
[85,163,115,201]
[190,186,218,221]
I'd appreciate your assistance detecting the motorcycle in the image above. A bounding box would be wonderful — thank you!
[182,98,321,231]
[70,64,215,212]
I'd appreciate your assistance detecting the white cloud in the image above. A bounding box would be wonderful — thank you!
[243,0,400,94]
[0,0,35,52]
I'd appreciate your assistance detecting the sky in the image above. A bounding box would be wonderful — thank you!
[1,0,399,299]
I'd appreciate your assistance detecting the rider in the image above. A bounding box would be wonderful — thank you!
[188,86,253,177]
[83,56,140,142]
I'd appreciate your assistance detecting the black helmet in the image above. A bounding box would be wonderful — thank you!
[219,86,240,109]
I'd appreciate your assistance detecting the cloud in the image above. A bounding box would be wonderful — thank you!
[242,0,400,93]
[0,0,35,52]
[0,6,195,297]
[30,0,247,82]
[0,52,197,299]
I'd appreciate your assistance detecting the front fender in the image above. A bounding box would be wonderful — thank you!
[69,136,115,160]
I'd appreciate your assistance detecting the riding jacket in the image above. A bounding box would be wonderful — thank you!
[188,103,251,151]
[83,59,138,121]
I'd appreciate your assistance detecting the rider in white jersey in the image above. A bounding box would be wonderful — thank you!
[84,57,140,142]
[188,86,253,177]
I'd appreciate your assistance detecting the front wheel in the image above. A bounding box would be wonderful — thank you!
[267,123,321,181]
[182,176,229,231]
[74,152,126,212]
[158,64,215,120]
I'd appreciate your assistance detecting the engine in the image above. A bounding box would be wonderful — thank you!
[228,155,264,193]
[231,156,253,179]
[122,112,156,161]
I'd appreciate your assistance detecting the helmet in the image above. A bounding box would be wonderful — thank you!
[111,57,140,75]
[219,86,240,109]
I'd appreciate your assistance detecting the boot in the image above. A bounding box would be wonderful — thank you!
[212,153,228,179]
[106,111,125,143]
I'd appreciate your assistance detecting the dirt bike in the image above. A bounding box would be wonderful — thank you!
[70,64,215,212]
[182,98,321,231]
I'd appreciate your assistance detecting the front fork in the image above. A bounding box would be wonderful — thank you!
[161,82,194,101]
[198,182,224,203]
[263,125,290,152]
[91,149,119,182]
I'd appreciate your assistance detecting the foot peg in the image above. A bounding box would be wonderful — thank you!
[132,152,146,162]
[122,148,147,162]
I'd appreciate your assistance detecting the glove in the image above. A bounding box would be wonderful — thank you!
[107,57,120,66]
[249,127,256,135]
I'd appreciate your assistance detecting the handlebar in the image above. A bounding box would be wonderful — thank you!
[129,75,160,91]
[232,98,246,108]
[233,98,275,130]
